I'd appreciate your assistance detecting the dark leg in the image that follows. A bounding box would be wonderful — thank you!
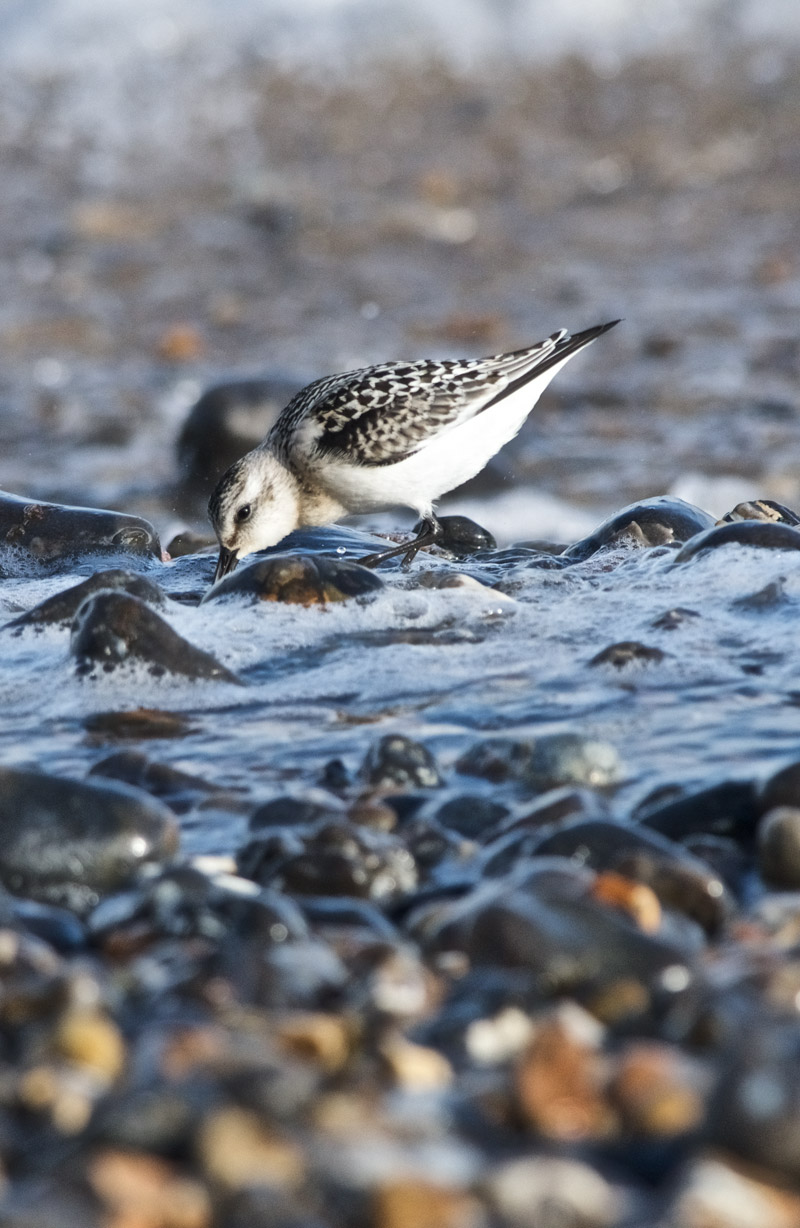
[359,516,443,569]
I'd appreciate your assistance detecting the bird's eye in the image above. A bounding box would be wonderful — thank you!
[235,503,252,523]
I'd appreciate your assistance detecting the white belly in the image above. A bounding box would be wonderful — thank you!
[315,356,573,517]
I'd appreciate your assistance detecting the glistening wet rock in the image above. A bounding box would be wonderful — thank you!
[639,779,760,845]
[757,808,800,887]
[360,734,444,792]
[4,569,167,632]
[561,497,715,563]
[0,768,179,910]
[719,498,800,526]
[456,732,622,792]
[673,519,800,562]
[88,751,217,813]
[589,641,668,668]
[0,490,161,571]
[202,553,384,606]
[414,514,496,555]
[71,592,240,682]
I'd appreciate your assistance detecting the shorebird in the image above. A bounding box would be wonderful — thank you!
[209,320,618,580]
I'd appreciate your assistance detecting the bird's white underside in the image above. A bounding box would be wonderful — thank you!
[310,350,578,519]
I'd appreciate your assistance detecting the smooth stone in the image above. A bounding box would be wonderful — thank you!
[651,607,701,630]
[589,641,668,668]
[0,768,179,910]
[201,553,384,606]
[71,591,241,682]
[532,818,730,933]
[0,489,161,570]
[414,514,496,555]
[88,866,307,946]
[708,1023,800,1181]
[672,519,800,563]
[561,497,715,563]
[487,1156,620,1228]
[428,862,698,988]
[88,750,216,813]
[4,569,167,632]
[639,780,760,845]
[240,820,418,901]
[176,375,301,497]
[360,734,444,791]
[456,733,622,792]
[719,498,800,526]
[758,807,800,887]
[434,793,510,838]
[666,1156,800,1228]
[760,759,800,814]
[83,708,197,740]
[249,794,345,831]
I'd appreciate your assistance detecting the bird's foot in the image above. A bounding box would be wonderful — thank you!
[359,517,442,569]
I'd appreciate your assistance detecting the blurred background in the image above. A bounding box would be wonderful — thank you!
[1,0,799,544]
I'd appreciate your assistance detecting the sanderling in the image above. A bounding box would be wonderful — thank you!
[209,320,618,579]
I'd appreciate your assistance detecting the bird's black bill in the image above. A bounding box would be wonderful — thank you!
[214,546,239,583]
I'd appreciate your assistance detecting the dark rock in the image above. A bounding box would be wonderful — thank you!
[413,514,496,555]
[176,376,300,497]
[673,519,800,563]
[83,708,197,740]
[250,794,345,831]
[71,591,240,682]
[6,896,86,952]
[240,821,418,901]
[455,737,533,783]
[202,552,384,606]
[732,579,787,610]
[589,641,668,668]
[651,607,701,631]
[709,1024,800,1181]
[425,861,699,992]
[682,835,749,896]
[165,528,216,557]
[456,733,621,792]
[434,793,510,838]
[561,497,715,563]
[639,780,760,845]
[88,866,307,946]
[5,569,167,633]
[532,818,730,934]
[0,768,179,911]
[494,788,609,840]
[360,734,443,792]
[0,489,161,572]
[758,807,800,887]
[760,759,800,814]
[88,750,216,813]
[719,498,800,526]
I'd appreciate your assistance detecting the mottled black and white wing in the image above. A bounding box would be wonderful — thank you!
[266,329,555,469]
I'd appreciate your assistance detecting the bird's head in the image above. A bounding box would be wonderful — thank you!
[208,451,301,582]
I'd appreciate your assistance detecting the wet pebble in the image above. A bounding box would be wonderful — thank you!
[433,793,510,838]
[0,489,161,571]
[239,821,418,901]
[673,518,800,562]
[71,592,240,682]
[486,1155,621,1228]
[0,768,179,911]
[757,807,800,887]
[561,497,715,562]
[415,514,496,555]
[639,779,759,845]
[360,734,443,792]
[589,641,668,668]
[665,1156,800,1228]
[457,732,622,792]
[4,569,167,632]
[719,498,800,526]
[88,751,217,813]
[202,553,384,606]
